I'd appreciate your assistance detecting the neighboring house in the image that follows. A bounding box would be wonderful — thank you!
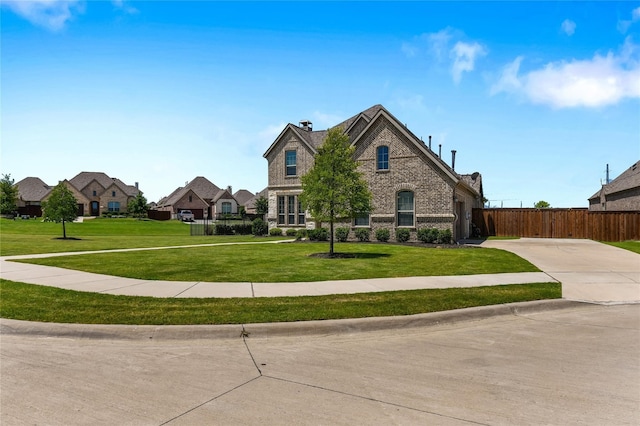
[233,189,256,209]
[588,161,640,211]
[212,188,239,217]
[243,188,268,215]
[68,172,140,216]
[263,104,484,240]
[15,172,140,217]
[15,177,52,217]
[156,176,221,219]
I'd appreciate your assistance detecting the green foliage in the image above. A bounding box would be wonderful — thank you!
[335,227,350,242]
[300,126,372,254]
[0,174,18,215]
[295,229,307,239]
[286,228,298,237]
[417,228,440,243]
[307,228,329,241]
[534,200,551,208]
[354,228,370,242]
[42,183,79,239]
[127,193,148,219]
[232,224,253,235]
[252,218,268,236]
[255,196,269,216]
[396,228,411,243]
[215,224,234,235]
[269,227,283,236]
[375,228,390,242]
[439,229,453,244]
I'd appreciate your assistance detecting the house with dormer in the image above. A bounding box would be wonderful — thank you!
[263,104,484,241]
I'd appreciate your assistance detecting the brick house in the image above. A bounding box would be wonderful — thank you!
[156,177,243,219]
[263,105,484,241]
[15,172,140,217]
[588,161,640,211]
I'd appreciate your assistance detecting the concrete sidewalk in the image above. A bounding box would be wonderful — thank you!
[0,253,552,298]
[1,238,637,303]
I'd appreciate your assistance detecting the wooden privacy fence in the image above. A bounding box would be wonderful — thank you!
[472,208,640,242]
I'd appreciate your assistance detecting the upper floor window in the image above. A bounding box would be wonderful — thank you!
[397,191,414,227]
[222,202,232,214]
[377,146,389,170]
[112,191,116,197]
[285,150,297,176]
[92,190,97,196]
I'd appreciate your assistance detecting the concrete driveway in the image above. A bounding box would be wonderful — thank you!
[480,238,640,304]
[2,303,638,425]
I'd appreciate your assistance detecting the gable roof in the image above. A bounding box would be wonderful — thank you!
[244,188,268,210]
[68,172,139,197]
[185,176,221,200]
[233,189,255,206]
[15,177,52,202]
[589,161,640,200]
[213,189,237,203]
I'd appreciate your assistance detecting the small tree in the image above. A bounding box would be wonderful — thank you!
[127,193,148,219]
[255,195,268,218]
[42,183,78,239]
[300,126,372,256]
[534,200,551,209]
[0,174,18,216]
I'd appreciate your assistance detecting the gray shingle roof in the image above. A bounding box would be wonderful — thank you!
[589,161,640,200]
[233,189,255,206]
[15,177,51,202]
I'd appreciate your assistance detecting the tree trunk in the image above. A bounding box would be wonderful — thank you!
[62,219,67,239]
[329,219,334,255]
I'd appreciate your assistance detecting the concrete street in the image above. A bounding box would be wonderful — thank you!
[1,238,639,424]
[1,303,638,425]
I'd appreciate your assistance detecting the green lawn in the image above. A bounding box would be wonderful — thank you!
[0,279,560,325]
[15,242,539,282]
[0,217,284,256]
[0,217,559,325]
[605,241,640,255]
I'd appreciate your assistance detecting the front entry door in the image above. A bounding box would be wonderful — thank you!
[91,201,99,216]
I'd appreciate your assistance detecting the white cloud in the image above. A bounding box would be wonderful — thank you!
[2,0,85,31]
[491,38,640,108]
[618,6,640,33]
[450,41,488,84]
[426,28,456,61]
[112,0,138,15]
[561,19,576,36]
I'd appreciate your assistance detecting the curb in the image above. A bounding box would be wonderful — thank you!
[0,299,590,340]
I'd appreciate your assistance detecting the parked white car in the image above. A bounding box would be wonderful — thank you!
[178,210,194,222]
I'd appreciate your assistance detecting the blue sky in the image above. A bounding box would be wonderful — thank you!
[2,1,639,207]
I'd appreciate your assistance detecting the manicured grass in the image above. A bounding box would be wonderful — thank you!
[604,241,640,255]
[0,279,561,325]
[16,242,540,282]
[0,218,283,256]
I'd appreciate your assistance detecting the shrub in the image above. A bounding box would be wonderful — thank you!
[396,228,410,243]
[438,228,453,244]
[295,229,307,240]
[269,227,283,237]
[214,224,234,235]
[375,228,390,242]
[417,228,439,243]
[252,218,268,236]
[286,228,298,237]
[335,227,350,242]
[308,228,328,241]
[354,228,370,242]
[232,224,253,235]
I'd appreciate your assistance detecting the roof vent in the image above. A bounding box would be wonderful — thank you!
[299,120,313,131]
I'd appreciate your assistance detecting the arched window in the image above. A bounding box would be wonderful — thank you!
[397,191,414,227]
[377,145,389,170]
